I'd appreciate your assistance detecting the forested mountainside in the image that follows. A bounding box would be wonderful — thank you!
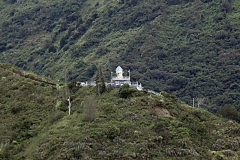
[0,0,240,112]
[0,63,240,159]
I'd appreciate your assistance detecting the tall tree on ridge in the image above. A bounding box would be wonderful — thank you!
[95,66,106,96]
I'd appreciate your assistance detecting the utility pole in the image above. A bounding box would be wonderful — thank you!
[111,72,113,84]
[68,96,71,115]
[65,68,71,115]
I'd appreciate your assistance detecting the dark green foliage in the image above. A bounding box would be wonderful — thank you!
[10,106,23,114]
[60,36,68,49]
[103,105,117,115]
[106,125,120,140]
[219,1,232,13]
[201,0,212,2]
[57,100,68,112]
[48,45,57,53]
[0,0,240,133]
[215,30,228,39]
[95,46,109,57]
[118,84,137,99]
[49,110,65,124]
[95,66,106,96]
[3,0,16,4]
[165,0,181,5]
[216,104,240,121]
[153,117,170,132]
[68,80,79,93]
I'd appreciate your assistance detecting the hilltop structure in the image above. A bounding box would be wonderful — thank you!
[77,66,143,90]
[111,66,131,86]
[110,66,143,90]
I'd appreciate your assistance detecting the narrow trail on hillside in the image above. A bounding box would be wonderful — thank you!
[13,69,56,86]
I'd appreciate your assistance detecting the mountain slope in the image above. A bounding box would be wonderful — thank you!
[0,63,240,159]
[0,0,240,112]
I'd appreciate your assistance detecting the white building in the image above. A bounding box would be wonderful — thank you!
[77,66,143,90]
[111,66,131,86]
[111,66,143,90]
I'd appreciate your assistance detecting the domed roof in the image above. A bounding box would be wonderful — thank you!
[116,66,123,73]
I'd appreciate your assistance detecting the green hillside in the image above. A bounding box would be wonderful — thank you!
[0,63,240,159]
[0,0,240,112]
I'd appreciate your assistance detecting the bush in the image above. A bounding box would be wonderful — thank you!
[49,110,65,124]
[215,30,228,40]
[3,0,17,4]
[60,36,68,49]
[219,2,232,13]
[222,149,235,157]
[104,105,116,115]
[57,100,68,112]
[216,104,239,121]
[48,45,57,53]
[201,0,212,2]
[68,80,79,93]
[106,125,120,140]
[165,0,181,5]
[11,106,23,114]
[82,96,98,122]
[118,84,137,98]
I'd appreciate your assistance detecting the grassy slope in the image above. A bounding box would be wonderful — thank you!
[0,63,240,159]
[0,0,240,112]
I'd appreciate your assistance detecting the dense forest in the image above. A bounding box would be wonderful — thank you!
[0,0,240,113]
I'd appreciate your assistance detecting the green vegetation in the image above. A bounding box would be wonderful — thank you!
[1,0,240,113]
[82,96,98,122]
[0,63,239,159]
[118,83,137,98]
[217,104,240,121]
[95,66,106,96]
[0,0,240,113]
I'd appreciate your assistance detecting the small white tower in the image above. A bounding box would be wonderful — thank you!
[111,66,131,86]
[116,66,123,78]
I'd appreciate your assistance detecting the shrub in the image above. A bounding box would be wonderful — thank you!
[68,80,79,93]
[215,30,228,40]
[118,84,137,98]
[11,106,22,114]
[82,96,98,122]
[214,13,226,22]
[57,100,68,112]
[222,149,235,157]
[219,2,232,13]
[216,104,239,121]
[60,36,67,49]
[104,105,116,115]
[106,125,120,140]
[152,117,174,143]
[201,0,212,2]
[48,45,57,53]
[49,110,65,124]
[3,0,17,4]
[213,139,226,150]
[165,0,181,5]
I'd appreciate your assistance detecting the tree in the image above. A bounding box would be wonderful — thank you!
[118,84,136,98]
[216,104,239,121]
[95,66,106,96]
[60,36,67,49]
